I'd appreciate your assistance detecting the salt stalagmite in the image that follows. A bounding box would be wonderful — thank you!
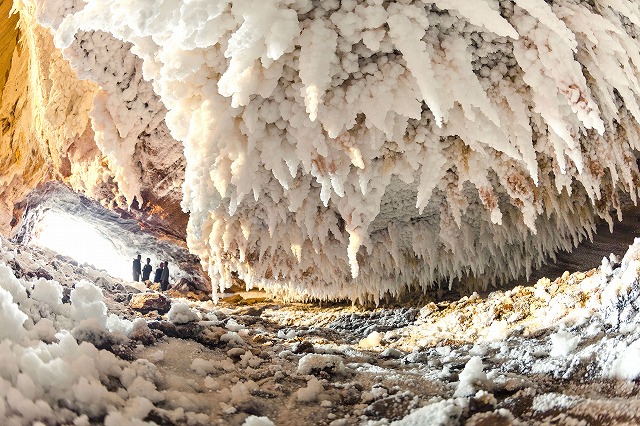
[13,0,640,302]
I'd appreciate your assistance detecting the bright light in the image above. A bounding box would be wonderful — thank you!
[30,211,132,281]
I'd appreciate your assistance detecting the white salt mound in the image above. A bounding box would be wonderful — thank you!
[454,356,487,397]
[549,330,580,357]
[243,416,276,426]
[610,340,640,380]
[298,354,346,375]
[296,377,324,402]
[30,278,63,307]
[167,301,200,324]
[392,399,463,425]
[532,393,581,412]
[359,331,383,348]
[70,280,107,327]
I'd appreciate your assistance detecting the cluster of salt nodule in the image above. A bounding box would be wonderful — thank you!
[0,263,160,423]
[27,0,640,301]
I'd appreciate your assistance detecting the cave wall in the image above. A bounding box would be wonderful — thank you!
[0,0,19,95]
[0,0,98,234]
[0,1,189,242]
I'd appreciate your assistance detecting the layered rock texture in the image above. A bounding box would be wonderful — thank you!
[3,0,640,301]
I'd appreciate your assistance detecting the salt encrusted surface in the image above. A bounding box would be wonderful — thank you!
[23,0,640,301]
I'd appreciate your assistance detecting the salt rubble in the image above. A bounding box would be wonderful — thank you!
[12,0,640,301]
[3,234,640,424]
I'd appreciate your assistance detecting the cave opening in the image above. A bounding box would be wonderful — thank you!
[12,182,211,294]
[29,210,133,281]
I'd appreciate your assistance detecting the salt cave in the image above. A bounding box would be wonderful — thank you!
[3,0,640,301]
[6,1,640,425]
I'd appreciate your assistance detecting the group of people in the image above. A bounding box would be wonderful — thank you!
[132,254,171,291]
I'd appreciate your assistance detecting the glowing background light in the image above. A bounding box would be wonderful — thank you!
[30,211,134,281]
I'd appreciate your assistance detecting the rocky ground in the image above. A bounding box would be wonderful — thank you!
[3,235,640,425]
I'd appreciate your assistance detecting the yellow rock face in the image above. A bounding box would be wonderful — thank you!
[0,0,19,99]
[0,1,100,234]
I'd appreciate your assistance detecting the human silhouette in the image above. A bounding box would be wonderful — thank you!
[132,254,142,282]
[160,260,170,291]
[142,258,152,281]
[153,262,164,283]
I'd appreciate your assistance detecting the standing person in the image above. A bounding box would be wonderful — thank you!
[132,254,142,282]
[160,260,170,291]
[153,262,164,283]
[142,258,153,281]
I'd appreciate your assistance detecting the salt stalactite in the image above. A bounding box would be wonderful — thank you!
[26,0,640,302]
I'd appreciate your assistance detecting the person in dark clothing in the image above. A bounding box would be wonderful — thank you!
[160,260,170,291]
[132,254,142,282]
[153,262,164,283]
[142,258,153,281]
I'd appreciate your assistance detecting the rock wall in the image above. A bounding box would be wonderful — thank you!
[0,0,98,234]
[1,1,188,241]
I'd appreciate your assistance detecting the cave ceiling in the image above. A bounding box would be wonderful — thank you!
[2,0,640,302]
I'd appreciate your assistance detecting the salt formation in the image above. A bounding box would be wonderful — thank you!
[17,0,640,300]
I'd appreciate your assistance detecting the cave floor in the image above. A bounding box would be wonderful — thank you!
[3,234,640,424]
